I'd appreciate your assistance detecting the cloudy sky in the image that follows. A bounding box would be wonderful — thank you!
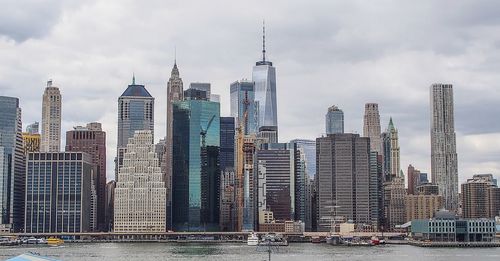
[1,0,500,183]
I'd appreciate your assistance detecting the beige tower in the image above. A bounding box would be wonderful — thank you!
[41,80,62,152]
[363,103,381,153]
[114,130,166,232]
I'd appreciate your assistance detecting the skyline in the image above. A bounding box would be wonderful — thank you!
[1,1,500,184]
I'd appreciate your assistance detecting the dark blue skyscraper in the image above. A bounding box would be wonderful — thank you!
[0,96,24,232]
[172,99,220,231]
[116,76,154,180]
[220,117,235,173]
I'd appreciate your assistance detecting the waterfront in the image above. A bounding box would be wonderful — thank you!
[1,243,500,261]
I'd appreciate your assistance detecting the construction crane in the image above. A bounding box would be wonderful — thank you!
[200,115,216,148]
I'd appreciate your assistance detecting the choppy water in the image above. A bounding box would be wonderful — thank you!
[1,243,500,261]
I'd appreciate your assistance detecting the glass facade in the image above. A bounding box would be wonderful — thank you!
[219,117,235,172]
[252,64,277,130]
[0,96,24,232]
[25,152,93,233]
[325,105,344,134]
[172,100,220,231]
[230,81,258,135]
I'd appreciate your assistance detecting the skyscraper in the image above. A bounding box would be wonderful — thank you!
[41,80,61,153]
[172,99,220,231]
[363,103,381,154]
[461,174,499,219]
[430,83,458,211]
[189,82,211,99]
[252,25,277,132]
[0,96,24,232]
[26,122,39,135]
[316,134,372,231]
[325,105,344,134]
[165,62,184,226]
[25,152,94,233]
[220,117,235,173]
[230,80,258,135]
[114,131,166,232]
[407,164,422,195]
[66,122,106,231]
[116,76,154,180]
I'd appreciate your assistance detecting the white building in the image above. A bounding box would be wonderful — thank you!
[41,80,61,152]
[114,130,166,232]
[430,83,458,211]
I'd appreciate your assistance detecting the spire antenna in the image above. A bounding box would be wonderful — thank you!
[174,45,177,65]
[262,20,266,62]
[132,73,135,85]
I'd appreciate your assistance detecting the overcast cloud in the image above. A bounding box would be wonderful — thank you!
[1,0,500,184]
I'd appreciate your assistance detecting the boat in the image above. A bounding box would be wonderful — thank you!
[47,237,64,246]
[26,237,47,244]
[371,236,380,245]
[247,233,259,246]
[259,234,288,246]
[311,236,321,243]
[326,234,341,245]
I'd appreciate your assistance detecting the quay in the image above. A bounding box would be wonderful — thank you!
[409,241,500,248]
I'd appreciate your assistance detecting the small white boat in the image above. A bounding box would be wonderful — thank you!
[247,233,259,246]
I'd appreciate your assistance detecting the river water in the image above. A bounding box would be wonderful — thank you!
[1,243,500,261]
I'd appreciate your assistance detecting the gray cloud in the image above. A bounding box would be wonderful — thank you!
[0,0,499,183]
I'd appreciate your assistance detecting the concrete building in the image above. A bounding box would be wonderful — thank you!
[41,80,62,153]
[316,134,372,231]
[384,177,406,230]
[114,131,166,232]
[411,210,496,242]
[417,183,440,195]
[325,105,344,135]
[219,169,236,231]
[430,83,458,211]
[405,194,443,222]
[407,164,422,195]
[461,174,500,219]
[116,76,154,181]
[257,126,278,144]
[0,96,24,232]
[363,103,381,154]
[25,152,94,233]
[381,118,401,182]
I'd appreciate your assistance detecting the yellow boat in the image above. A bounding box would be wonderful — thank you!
[47,237,64,245]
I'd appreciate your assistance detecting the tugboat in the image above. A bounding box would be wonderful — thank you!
[247,233,259,246]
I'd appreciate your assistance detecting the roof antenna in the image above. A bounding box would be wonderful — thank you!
[262,20,266,62]
[132,73,135,85]
[174,45,177,65]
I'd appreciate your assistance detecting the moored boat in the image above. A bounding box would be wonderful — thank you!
[247,233,259,246]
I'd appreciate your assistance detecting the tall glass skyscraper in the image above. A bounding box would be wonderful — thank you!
[230,80,258,135]
[116,76,154,181]
[0,96,24,232]
[325,105,344,134]
[172,99,220,231]
[252,25,277,132]
[220,117,235,173]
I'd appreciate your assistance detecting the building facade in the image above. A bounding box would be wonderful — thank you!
[0,96,24,232]
[26,122,39,135]
[105,180,116,232]
[461,174,500,219]
[22,132,40,155]
[65,122,106,231]
[41,80,62,153]
[230,80,258,135]
[405,194,443,222]
[363,103,381,154]
[383,177,406,230]
[430,83,458,211]
[172,99,220,231]
[252,26,277,132]
[114,131,166,232]
[116,77,154,181]
[220,117,235,173]
[407,164,422,195]
[316,134,371,231]
[25,152,93,233]
[325,105,344,135]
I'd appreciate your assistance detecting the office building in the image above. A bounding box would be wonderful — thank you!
[230,80,258,135]
[25,152,94,233]
[220,169,236,231]
[369,151,383,230]
[408,164,422,195]
[116,76,154,180]
[0,96,24,232]
[430,83,458,211]
[325,105,344,134]
[114,131,166,232]
[220,117,235,173]
[257,126,278,143]
[363,103,381,154]
[405,194,443,222]
[22,132,40,155]
[316,134,372,231]
[189,82,211,98]
[381,118,401,182]
[105,180,116,232]
[65,122,106,231]
[252,25,278,132]
[171,99,220,231]
[41,80,62,152]
[256,143,294,224]
[461,174,500,219]
[383,177,406,230]
[26,122,39,135]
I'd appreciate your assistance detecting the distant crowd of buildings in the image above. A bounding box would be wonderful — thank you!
[1,27,499,239]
